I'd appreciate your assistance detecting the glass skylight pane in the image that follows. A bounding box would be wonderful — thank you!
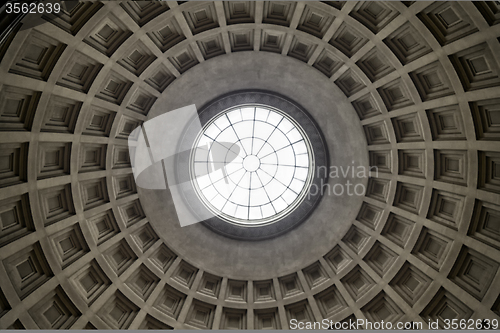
[274,165,294,185]
[222,201,237,216]
[204,124,221,139]
[210,141,231,157]
[282,189,298,205]
[232,121,254,138]
[260,162,278,175]
[241,107,255,120]
[260,153,278,166]
[289,178,305,194]
[230,186,249,206]
[227,168,246,186]
[194,162,209,178]
[208,168,225,183]
[267,130,289,151]
[276,146,295,165]
[257,143,275,159]
[253,122,276,143]
[240,138,253,156]
[238,171,251,189]
[201,185,217,201]
[195,173,212,189]
[255,108,269,121]
[266,111,283,126]
[216,129,239,146]
[261,203,275,218]
[226,155,243,167]
[256,168,273,184]
[234,205,248,219]
[199,135,213,147]
[211,194,226,210]
[273,197,288,213]
[194,146,210,162]
[213,177,236,198]
[265,179,287,201]
[250,173,261,189]
[294,167,308,180]
[225,160,243,175]
[251,139,265,156]
[277,117,294,134]
[286,128,302,143]
[249,206,262,219]
[292,140,307,154]
[250,188,270,206]
[295,154,309,167]
[214,114,230,130]
[227,109,242,124]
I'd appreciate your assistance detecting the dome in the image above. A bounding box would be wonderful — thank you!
[0,0,500,329]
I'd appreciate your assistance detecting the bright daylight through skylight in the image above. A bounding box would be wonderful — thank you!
[190,104,314,225]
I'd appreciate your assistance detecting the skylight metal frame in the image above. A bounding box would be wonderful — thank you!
[190,103,315,226]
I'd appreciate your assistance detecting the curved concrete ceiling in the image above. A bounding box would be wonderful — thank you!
[0,0,500,329]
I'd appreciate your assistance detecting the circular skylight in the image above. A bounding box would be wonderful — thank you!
[190,104,314,226]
